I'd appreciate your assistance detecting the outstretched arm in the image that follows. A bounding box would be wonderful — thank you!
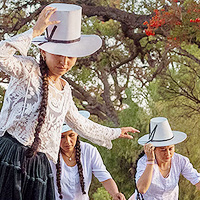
[65,88,140,149]
[101,179,126,200]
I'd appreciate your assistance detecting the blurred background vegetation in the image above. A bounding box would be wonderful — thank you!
[1,0,200,199]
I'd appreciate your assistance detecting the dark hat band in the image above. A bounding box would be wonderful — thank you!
[147,124,174,143]
[146,136,175,143]
[38,25,80,46]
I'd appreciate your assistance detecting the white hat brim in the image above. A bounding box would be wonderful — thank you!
[32,35,102,57]
[138,131,187,147]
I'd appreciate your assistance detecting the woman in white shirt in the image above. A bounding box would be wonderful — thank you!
[50,111,126,200]
[0,3,139,200]
[133,117,200,200]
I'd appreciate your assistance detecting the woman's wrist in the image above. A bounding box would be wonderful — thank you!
[32,28,40,38]
[146,160,154,165]
[147,159,155,161]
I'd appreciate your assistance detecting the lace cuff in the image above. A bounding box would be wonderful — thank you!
[5,29,33,56]
[0,29,38,78]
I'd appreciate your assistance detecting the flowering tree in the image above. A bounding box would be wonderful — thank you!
[1,0,200,199]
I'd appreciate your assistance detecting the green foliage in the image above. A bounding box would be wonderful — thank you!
[82,17,121,37]
[88,87,149,199]
[69,64,96,85]
[92,187,112,200]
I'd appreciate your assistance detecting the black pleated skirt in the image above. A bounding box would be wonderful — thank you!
[0,132,55,200]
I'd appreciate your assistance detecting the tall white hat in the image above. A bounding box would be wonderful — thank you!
[138,117,187,147]
[61,110,90,133]
[32,3,102,57]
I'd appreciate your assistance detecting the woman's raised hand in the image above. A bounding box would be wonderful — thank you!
[33,6,60,38]
[144,143,155,161]
[119,127,140,139]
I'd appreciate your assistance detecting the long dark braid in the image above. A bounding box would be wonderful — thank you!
[25,55,49,158]
[56,136,86,199]
[75,136,86,194]
[56,149,63,199]
[133,150,145,200]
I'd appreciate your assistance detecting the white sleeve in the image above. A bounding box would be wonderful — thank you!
[180,155,200,185]
[64,89,121,149]
[91,146,112,182]
[135,156,147,183]
[0,29,36,79]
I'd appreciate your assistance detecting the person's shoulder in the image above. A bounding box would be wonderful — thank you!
[80,141,96,152]
[173,152,190,164]
[138,154,147,165]
[173,152,187,159]
[136,154,147,173]
[80,141,99,159]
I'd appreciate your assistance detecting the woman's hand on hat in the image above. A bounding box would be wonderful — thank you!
[119,127,140,139]
[33,6,60,38]
[144,143,155,161]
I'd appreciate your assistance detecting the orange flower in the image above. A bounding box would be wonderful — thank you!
[143,21,148,25]
[154,9,159,14]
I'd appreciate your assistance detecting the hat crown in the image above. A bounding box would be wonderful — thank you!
[138,117,187,146]
[46,3,82,41]
[149,117,173,142]
[32,3,102,57]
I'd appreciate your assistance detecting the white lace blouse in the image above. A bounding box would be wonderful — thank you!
[135,153,200,199]
[0,29,121,163]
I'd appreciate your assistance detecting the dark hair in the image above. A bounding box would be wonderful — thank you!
[25,55,49,158]
[75,136,86,195]
[56,149,63,199]
[56,136,86,199]
[133,150,145,200]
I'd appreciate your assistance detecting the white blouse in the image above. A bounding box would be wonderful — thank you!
[135,153,200,199]
[50,141,112,200]
[0,29,121,163]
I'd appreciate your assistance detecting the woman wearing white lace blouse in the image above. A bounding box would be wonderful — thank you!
[50,111,126,200]
[132,117,200,200]
[0,3,139,200]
